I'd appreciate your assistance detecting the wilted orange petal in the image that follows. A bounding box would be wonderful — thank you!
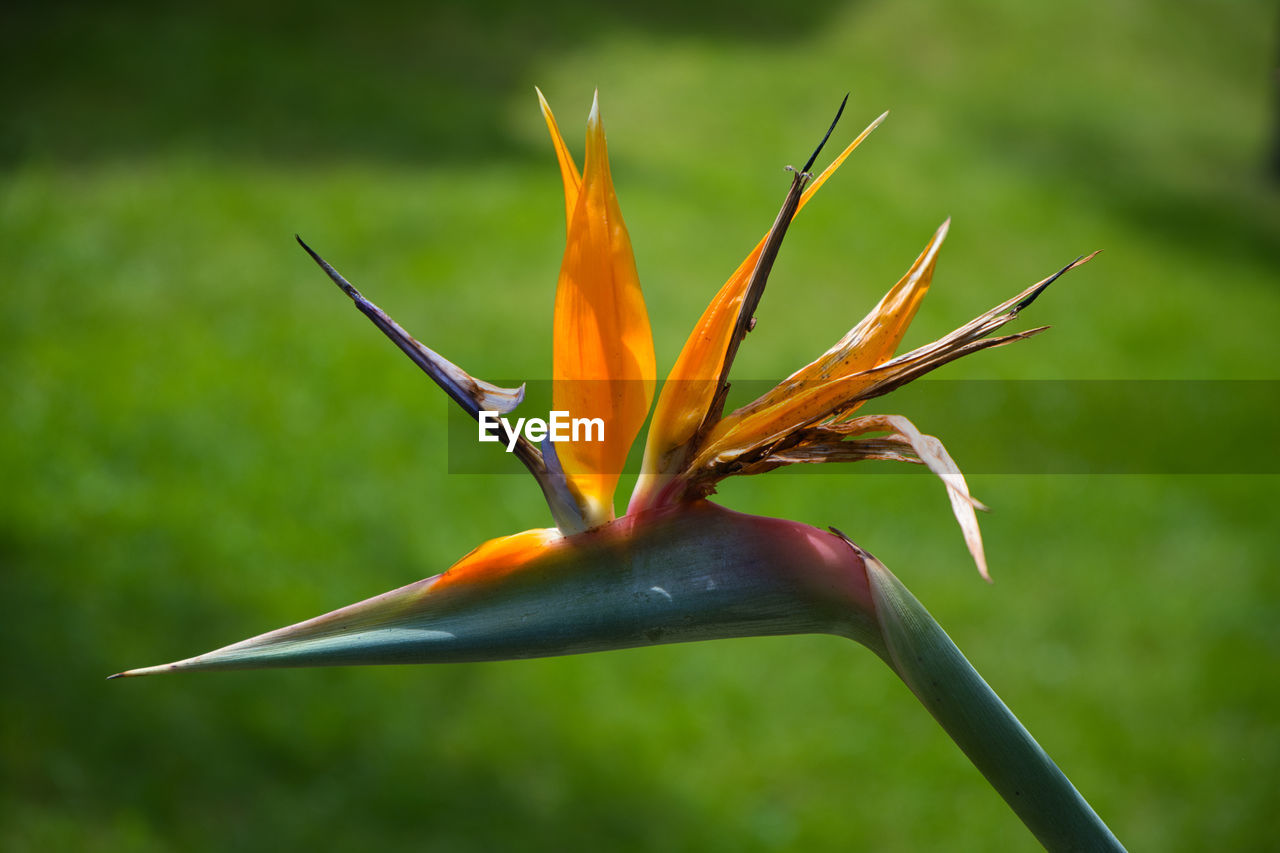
[693,252,1095,473]
[536,88,582,229]
[717,219,949,439]
[552,93,656,525]
[783,219,945,389]
[637,111,888,483]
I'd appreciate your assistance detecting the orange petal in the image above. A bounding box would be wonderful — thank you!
[552,93,656,525]
[692,253,1096,473]
[636,112,887,486]
[711,219,948,445]
[536,88,582,230]
[754,219,946,407]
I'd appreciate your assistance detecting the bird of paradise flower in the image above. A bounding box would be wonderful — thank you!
[114,91,1121,851]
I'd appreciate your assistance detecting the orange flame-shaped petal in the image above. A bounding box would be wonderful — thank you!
[636,112,888,491]
[698,219,948,457]
[738,219,948,417]
[547,92,655,525]
[691,251,1099,477]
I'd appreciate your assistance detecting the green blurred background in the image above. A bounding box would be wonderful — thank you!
[3,2,1277,850]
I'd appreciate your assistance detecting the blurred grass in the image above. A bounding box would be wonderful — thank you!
[2,1,1278,850]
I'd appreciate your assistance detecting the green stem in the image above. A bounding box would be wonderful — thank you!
[863,561,1124,852]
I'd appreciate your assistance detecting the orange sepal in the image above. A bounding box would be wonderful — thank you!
[430,528,564,593]
[551,93,656,525]
[637,111,888,482]
[705,220,949,455]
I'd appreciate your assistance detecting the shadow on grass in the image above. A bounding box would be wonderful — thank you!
[3,0,849,167]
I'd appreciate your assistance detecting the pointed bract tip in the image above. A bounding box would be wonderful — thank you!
[108,662,183,679]
[588,89,600,125]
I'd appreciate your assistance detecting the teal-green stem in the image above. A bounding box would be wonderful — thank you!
[863,562,1125,852]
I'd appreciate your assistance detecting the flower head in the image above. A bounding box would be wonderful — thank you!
[116,90,1096,679]
[111,93,1120,848]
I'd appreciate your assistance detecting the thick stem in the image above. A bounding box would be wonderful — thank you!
[861,560,1124,852]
